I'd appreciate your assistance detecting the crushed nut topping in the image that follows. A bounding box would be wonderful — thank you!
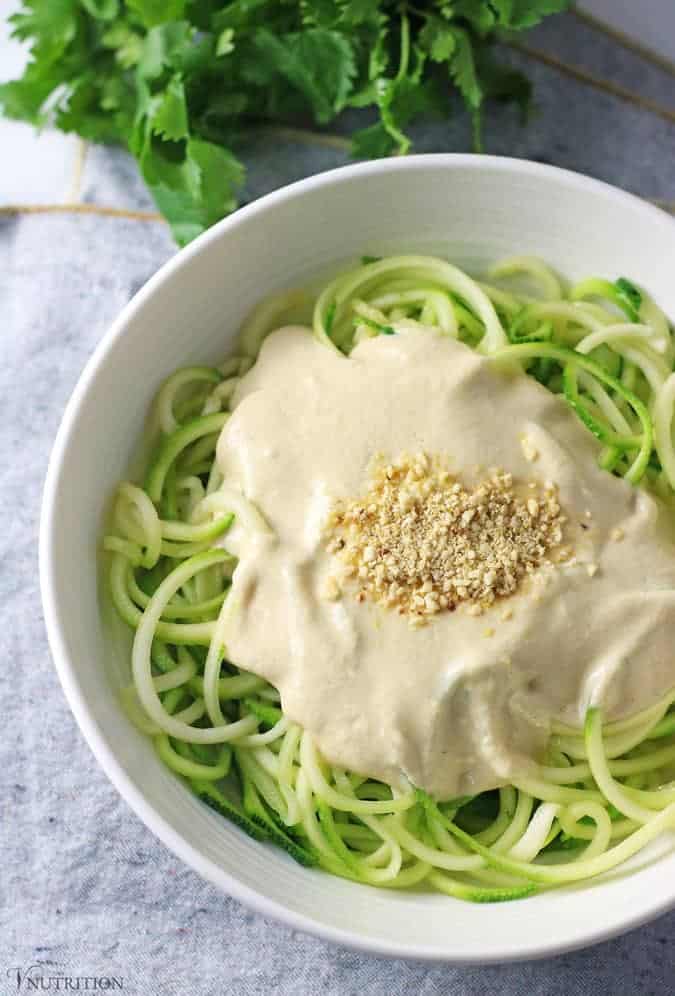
[323,452,567,626]
[520,436,539,462]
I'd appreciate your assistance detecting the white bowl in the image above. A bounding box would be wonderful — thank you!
[40,155,675,963]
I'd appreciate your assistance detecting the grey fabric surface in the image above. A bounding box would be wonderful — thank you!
[3,12,675,995]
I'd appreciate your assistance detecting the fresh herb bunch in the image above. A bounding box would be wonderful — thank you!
[1,1,569,244]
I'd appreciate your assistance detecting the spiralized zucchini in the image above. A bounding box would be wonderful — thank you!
[104,254,675,901]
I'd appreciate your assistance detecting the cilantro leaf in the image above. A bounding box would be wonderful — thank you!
[55,74,127,142]
[138,22,195,78]
[351,121,397,159]
[452,0,497,36]
[449,27,482,110]
[187,138,244,226]
[101,23,144,68]
[80,0,119,19]
[252,28,356,124]
[149,75,189,140]
[215,28,235,57]
[7,0,79,66]
[491,0,570,29]
[0,0,571,242]
[126,0,187,29]
[419,20,457,64]
[140,134,244,245]
[0,63,65,123]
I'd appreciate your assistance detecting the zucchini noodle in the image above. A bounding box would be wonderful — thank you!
[104,254,675,901]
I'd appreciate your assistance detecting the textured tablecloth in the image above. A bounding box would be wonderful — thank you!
[3,12,675,995]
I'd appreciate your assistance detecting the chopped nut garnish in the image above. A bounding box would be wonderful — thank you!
[321,575,341,600]
[324,452,567,623]
[409,614,427,630]
[611,527,625,542]
[501,607,513,621]
[521,437,539,462]
[586,563,598,577]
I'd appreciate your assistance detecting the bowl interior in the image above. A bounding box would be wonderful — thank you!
[41,156,675,962]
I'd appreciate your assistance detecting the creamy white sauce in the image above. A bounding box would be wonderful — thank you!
[216,325,675,799]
